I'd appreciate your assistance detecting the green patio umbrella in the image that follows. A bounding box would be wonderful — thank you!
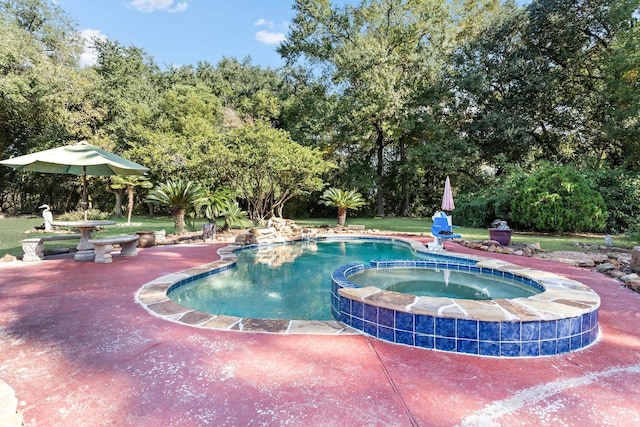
[0,141,149,217]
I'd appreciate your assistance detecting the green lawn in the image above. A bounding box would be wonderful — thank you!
[0,215,633,258]
[295,217,635,252]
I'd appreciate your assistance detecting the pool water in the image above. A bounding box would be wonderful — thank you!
[168,239,440,320]
[348,267,539,300]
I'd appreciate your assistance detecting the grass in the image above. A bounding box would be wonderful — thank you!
[0,214,634,258]
[295,216,635,252]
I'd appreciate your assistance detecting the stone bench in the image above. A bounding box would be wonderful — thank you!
[22,234,81,262]
[88,235,139,264]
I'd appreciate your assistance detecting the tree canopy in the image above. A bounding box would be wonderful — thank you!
[1,0,639,234]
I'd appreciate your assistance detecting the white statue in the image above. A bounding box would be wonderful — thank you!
[39,204,53,231]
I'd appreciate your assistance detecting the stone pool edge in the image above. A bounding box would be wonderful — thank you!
[134,235,601,347]
[134,241,359,335]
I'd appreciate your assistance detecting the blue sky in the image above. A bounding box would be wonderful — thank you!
[60,0,297,69]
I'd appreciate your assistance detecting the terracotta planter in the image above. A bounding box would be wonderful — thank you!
[489,228,512,246]
[136,231,156,248]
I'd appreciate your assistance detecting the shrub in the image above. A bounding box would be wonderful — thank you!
[626,219,640,244]
[583,168,640,233]
[512,167,607,232]
[57,209,111,221]
[455,166,527,228]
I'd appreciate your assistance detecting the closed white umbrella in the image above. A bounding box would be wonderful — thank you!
[441,176,455,212]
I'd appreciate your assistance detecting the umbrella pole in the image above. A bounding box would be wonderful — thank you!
[82,167,88,221]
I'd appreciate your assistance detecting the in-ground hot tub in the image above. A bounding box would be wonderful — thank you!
[331,259,600,357]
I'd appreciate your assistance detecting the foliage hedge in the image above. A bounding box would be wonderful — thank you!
[511,167,607,233]
[583,168,640,233]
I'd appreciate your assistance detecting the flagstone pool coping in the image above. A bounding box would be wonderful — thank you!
[135,235,601,353]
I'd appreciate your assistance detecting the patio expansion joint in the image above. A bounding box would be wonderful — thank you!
[366,337,419,427]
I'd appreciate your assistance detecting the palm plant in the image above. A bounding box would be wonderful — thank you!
[146,180,207,233]
[110,175,153,225]
[320,187,366,226]
[197,187,235,223]
[219,201,248,231]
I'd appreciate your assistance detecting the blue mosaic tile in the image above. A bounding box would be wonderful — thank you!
[570,316,582,335]
[501,342,521,357]
[378,326,394,342]
[479,341,500,357]
[521,321,540,341]
[435,337,456,352]
[589,327,598,342]
[501,322,521,341]
[396,330,414,346]
[352,300,364,319]
[339,313,351,325]
[458,339,478,355]
[570,334,582,350]
[415,315,434,335]
[339,297,351,314]
[521,341,540,357]
[378,308,394,328]
[363,321,377,336]
[557,338,570,354]
[557,318,571,338]
[351,316,363,330]
[479,321,500,341]
[457,319,478,340]
[415,334,434,349]
[363,304,377,323]
[540,340,557,356]
[436,317,456,338]
[540,320,557,340]
[395,311,414,332]
[582,312,592,332]
[591,310,599,328]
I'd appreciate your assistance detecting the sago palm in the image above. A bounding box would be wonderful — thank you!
[320,187,366,226]
[146,180,207,233]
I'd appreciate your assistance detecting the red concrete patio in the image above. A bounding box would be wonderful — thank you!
[1,240,639,426]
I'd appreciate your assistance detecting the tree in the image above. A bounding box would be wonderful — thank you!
[450,0,639,170]
[320,187,366,226]
[146,180,206,233]
[110,175,153,225]
[225,123,332,224]
[279,0,464,217]
[130,82,227,184]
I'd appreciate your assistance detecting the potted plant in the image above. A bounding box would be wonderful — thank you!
[489,219,512,246]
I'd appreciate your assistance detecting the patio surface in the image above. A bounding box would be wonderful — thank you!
[1,239,640,426]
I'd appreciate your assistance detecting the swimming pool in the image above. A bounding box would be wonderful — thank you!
[167,238,472,320]
[136,235,600,357]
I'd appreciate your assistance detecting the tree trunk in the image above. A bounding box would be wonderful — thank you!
[126,186,134,225]
[172,207,186,234]
[114,190,123,218]
[399,137,411,216]
[337,208,347,226]
[375,125,385,217]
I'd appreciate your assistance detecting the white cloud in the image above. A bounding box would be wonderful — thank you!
[78,28,108,67]
[255,30,285,45]
[254,18,274,28]
[128,0,188,13]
